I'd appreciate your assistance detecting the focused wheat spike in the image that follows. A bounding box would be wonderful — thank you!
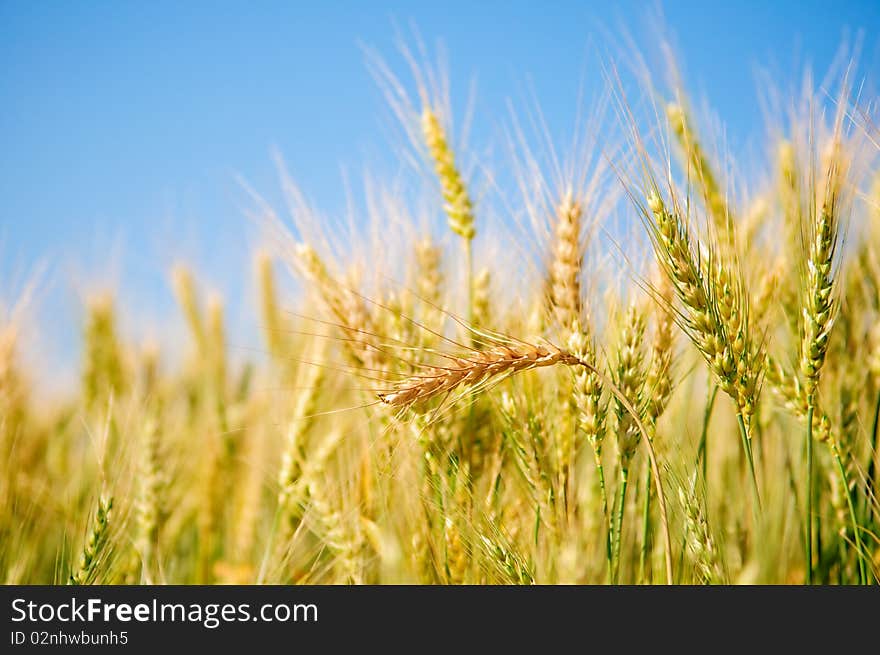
[69,495,113,585]
[613,303,647,464]
[643,191,761,428]
[550,192,583,330]
[715,261,760,426]
[799,187,841,395]
[421,107,475,241]
[376,338,580,409]
[568,324,606,459]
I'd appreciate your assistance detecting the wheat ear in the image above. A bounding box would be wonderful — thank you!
[376,332,674,582]
[550,192,583,330]
[69,494,113,585]
[422,108,475,241]
[422,106,476,326]
[376,341,580,408]
[642,189,762,515]
[798,146,844,584]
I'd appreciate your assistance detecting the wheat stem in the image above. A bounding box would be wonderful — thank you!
[737,412,762,514]
[611,466,629,584]
[697,385,719,486]
[594,452,612,581]
[829,442,868,584]
[865,389,880,523]
[639,466,652,584]
[805,398,814,584]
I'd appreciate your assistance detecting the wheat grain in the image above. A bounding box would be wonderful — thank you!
[377,340,579,409]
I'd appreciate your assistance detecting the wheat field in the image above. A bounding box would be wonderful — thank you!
[2,39,879,585]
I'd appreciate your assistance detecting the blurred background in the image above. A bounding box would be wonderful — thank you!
[2,0,878,394]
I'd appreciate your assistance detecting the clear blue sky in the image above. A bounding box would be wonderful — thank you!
[1,1,878,387]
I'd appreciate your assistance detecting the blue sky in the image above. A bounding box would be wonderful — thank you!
[1,1,878,388]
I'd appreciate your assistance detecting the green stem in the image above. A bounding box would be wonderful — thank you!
[697,386,718,485]
[577,359,673,583]
[737,413,762,515]
[830,444,867,585]
[805,399,814,585]
[864,389,880,524]
[612,466,629,584]
[639,466,653,584]
[837,537,847,585]
[594,451,612,583]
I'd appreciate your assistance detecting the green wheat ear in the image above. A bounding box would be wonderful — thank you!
[70,495,113,585]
